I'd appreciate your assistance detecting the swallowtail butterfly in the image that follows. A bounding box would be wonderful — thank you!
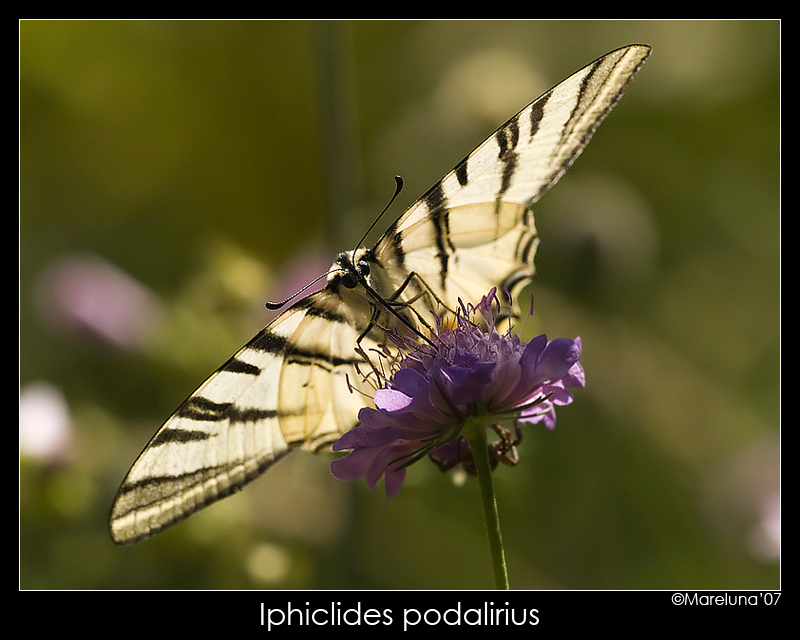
[110,44,650,544]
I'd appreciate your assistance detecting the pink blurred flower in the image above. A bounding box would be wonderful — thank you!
[34,254,163,350]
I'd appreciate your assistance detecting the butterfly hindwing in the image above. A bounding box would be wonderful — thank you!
[110,45,650,544]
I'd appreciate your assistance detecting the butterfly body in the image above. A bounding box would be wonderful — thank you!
[110,45,650,544]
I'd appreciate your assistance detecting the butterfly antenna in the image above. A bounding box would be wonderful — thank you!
[265,269,339,310]
[354,176,404,249]
[266,177,404,311]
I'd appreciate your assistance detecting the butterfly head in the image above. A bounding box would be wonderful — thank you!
[329,248,373,291]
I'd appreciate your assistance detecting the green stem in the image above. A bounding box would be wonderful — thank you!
[462,416,509,590]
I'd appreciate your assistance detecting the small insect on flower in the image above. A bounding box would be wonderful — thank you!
[330,288,585,496]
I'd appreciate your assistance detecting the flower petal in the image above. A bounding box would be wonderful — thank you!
[538,338,582,380]
[518,335,580,388]
[374,387,413,413]
[441,361,496,405]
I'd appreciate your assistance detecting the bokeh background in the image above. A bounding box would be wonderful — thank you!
[20,20,779,590]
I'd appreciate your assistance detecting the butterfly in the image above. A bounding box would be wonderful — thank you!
[110,44,650,544]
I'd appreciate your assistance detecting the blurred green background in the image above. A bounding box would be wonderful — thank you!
[20,20,779,590]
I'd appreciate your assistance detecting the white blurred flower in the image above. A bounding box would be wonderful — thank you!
[750,491,780,560]
[19,381,72,464]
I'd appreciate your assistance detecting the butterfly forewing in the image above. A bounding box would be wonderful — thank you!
[110,296,376,544]
[374,45,650,319]
[110,44,650,544]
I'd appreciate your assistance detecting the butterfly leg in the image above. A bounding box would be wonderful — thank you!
[348,307,400,386]
[383,270,459,331]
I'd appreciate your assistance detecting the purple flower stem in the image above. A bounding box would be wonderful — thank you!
[462,413,509,590]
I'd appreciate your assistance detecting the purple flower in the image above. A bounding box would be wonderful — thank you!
[331,289,585,496]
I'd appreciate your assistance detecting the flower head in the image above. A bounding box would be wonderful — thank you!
[331,289,585,496]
